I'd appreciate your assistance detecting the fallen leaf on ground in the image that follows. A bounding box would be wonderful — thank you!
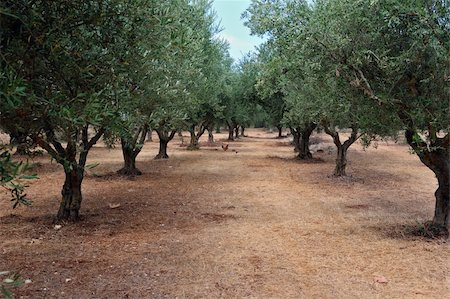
[109,203,121,209]
[374,275,388,284]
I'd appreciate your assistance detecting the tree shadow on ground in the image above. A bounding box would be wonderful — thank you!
[368,222,449,241]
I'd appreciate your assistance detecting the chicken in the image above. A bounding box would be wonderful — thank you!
[221,144,229,151]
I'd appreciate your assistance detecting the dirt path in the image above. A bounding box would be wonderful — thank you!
[1,129,449,298]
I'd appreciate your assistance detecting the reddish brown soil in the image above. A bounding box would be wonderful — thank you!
[1,129,449,298]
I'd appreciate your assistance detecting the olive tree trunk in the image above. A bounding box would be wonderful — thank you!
[227,122,234,141]
[118,144,141,176]
[406,130,449,230]
[187,124,207,150]
[240,126,245,137]
[208,128,214,143]
[58,168,83,221]
[291,127,300,152]
[234,126,239,139]
[156,140,169,159]
[155,129,176,159]
[297,123,316,160]
[34,126,105,221]
[277,126,283,138]
[118,126,148,176]
[323,124,359,177]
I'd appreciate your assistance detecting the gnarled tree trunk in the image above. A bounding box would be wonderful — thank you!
[155,129,176,159]
[208,128,214,143]
[58,168,83,221]
[187,124,207,150]
[291,127,300,152]
[334,144,349,176]
[297,122,316,160]
[118,144,141,176]
[118,125,148,176]
[227,122,234,141]
[156,139,169,159]
[277,125,283,138]
[188,128,199,150]
[406,130,449,230]
[323,124,359,177]
[240,126,245,137]
[34,125,104,221]
[234,126,239,139]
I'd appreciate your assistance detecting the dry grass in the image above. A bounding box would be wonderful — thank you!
[0,128,449,298]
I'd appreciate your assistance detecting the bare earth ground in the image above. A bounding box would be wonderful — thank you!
[1,128,449,299]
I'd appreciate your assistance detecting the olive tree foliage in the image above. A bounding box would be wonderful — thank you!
[246,0,398,173]
[0,0,148,220]
[107,1,172,175]
[112,0,199,170]
[220,56,259,141]
[184,11,230,150]
[246,0,449,230]
[245,1,321,160]
[148,0,232,157]
[255,47,286,138]
[307,0,449,229]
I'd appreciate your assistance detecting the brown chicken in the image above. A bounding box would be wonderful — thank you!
[221,144,229,151]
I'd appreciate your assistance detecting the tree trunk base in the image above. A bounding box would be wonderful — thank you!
[297,152,313,160]
[333,167,347,177]
[117,167,142,176]
[58,170,83,222]
[154,153,169,159]
[417,221,449,238]
[56,209,80,222]
[187,145,200,150]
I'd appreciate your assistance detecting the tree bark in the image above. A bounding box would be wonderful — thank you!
[34,125,105,221]
[277,126,283,138]
[334,144,348,176]
[323,124,359,177]
[434,169,449,229]
[406,130,449,230]
[155,129,176,159]
[146,130,152,142]
[208,128,214,143]
[188,127,199,150]
[297,123,316,160]
[227,123,234,141]
[234,126,239,139]
[187,124,207,150]
[117,144,141,176]
[240,126,245,137]
[156,139,169,159]
[291,127,300,152]
[117,126,147,176]
[58,167,83,221]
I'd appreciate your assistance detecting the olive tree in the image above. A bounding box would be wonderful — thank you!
[0,0,139,220]
[308,0,449,229]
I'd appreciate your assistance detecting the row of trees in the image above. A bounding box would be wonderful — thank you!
[0,0,263,221]
[243,0,449,230]
[1,1,448,233]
